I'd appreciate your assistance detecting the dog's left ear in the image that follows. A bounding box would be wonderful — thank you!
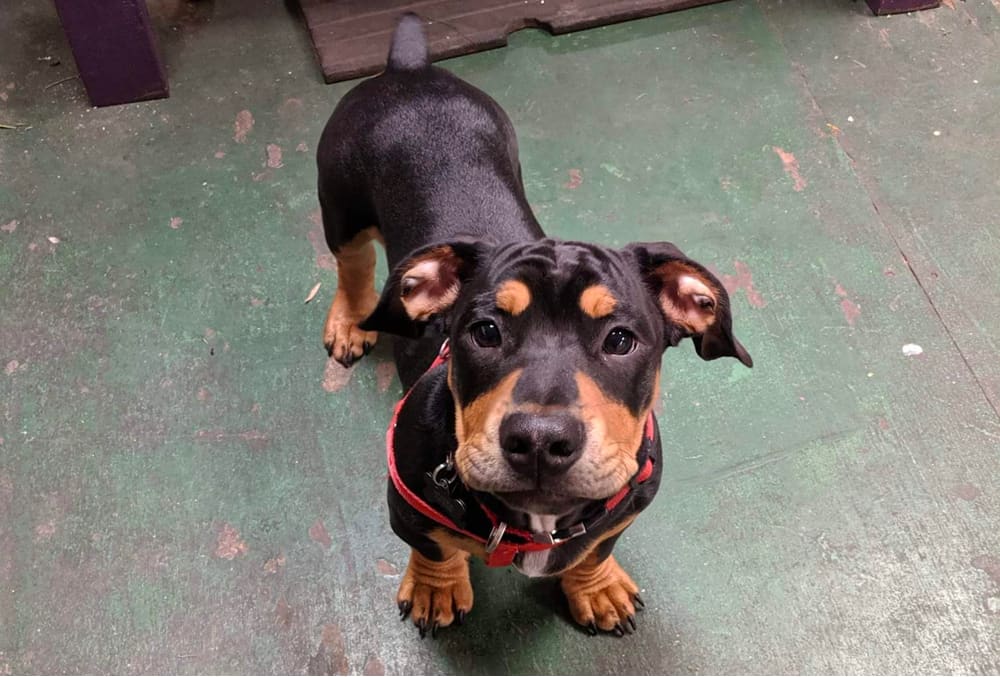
[360,238,491,338]
[625,242,753,367]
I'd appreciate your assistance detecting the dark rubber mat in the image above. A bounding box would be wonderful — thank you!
[299,0,730,83]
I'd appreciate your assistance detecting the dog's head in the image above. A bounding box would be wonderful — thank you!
[363,238,752,514]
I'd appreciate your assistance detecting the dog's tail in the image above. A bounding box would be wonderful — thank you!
[387,13,429,71]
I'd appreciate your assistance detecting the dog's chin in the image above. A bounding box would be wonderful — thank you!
[461,469,603,514]
[492,490,588,515]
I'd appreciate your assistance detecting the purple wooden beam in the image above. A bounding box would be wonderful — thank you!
[865,0,940,15]
[52,0,169,107]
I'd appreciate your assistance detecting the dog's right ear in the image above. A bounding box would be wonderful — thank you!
[359,238,491,337]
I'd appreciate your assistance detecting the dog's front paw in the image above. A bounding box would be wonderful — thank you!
[397,548,474,638]
[323,289,378,367]
[561,554,643,636]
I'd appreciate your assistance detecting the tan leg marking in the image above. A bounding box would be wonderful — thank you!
[561,551,640,634]
[397,543,474,637]
[323,227,381,367]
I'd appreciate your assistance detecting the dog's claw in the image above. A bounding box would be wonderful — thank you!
[456,610,466,626]
[431,621,439,639]
[398,600,412,620]
[612,624,625,637]
[627,614,637,631]
[586,621,598,636]
[362,341,373,355]
[633,593,645,609]
[417,618,427,639]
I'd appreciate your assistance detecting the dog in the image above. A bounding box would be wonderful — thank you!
[316,13,753,637]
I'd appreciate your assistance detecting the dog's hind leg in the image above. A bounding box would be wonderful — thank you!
[320,194,382,367]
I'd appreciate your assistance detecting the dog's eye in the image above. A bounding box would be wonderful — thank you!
[470,321,502,348]
[602,327,637,355]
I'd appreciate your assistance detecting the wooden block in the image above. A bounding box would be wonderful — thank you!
[52,0,169,107]
[299,0,731,84]
[865,0,940,15]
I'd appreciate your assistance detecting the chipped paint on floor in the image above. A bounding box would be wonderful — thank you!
[1,0,999,673]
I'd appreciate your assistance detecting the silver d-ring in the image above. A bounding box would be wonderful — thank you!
[431,461,455,488]
[484,522,507,553]
[431,463,449,489]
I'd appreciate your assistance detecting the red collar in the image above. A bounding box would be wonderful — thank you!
[386,341,656,568]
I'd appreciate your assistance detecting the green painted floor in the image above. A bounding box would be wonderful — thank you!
[2,0,999,673]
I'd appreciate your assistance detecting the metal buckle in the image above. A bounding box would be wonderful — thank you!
[484,522,507,553]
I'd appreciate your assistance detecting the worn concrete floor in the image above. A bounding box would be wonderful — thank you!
[2,0,999,673]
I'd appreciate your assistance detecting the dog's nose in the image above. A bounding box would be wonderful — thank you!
[499,412,585,475]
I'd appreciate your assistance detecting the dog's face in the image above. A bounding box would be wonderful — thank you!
[364,238,751,515]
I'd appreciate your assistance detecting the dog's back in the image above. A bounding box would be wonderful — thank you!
[317,14,542,269]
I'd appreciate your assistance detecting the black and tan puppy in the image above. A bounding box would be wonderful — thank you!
[317,14,752,637]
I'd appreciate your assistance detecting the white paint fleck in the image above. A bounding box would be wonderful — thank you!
[902,343,924,357]
[599,163,630,181]
[847,115,855,123]
[933,130,942,137]
[47,236,60,244]
[304,282,321,304]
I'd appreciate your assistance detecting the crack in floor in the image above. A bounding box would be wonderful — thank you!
[760,0,1000,424]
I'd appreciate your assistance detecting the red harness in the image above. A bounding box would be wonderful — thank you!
[386,342,656,567]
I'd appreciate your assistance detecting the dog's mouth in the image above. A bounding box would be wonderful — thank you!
[456,439,638,514]
[492,488,589,515]
[459,459,613,514]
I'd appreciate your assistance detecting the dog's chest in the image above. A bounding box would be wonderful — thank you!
[513,514,558,577]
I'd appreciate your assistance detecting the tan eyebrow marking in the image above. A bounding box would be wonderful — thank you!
[579,284,617,319]
[495,279,531,316]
